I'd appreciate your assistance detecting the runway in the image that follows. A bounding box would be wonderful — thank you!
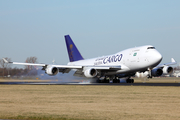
[1,81,180,86]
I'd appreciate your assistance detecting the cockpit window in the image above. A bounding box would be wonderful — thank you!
[147,47,155,49]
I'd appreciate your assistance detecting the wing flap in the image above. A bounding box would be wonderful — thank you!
[52,65,82,69]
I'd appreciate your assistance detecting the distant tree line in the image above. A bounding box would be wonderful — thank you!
[0,57,38,78]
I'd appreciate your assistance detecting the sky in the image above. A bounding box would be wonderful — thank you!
[0,0,180,68]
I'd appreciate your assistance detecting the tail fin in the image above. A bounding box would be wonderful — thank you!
[64,35,84,62]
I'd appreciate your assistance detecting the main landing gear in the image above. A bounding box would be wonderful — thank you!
[97,76,120,83]
[97,76,134,83]
[126,78,134,83]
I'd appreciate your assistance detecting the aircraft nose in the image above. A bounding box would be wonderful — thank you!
[154,51,163,63]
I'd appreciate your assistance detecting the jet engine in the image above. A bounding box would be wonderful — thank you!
[162,66,173,74]
[84,68,98,78]
[151,68,163,77]
[45,66,59,75]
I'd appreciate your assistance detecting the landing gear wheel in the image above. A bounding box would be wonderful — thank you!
[131,79,134,83]
[104,79,109,83]
[126,79,134,83]
[113,79,120,83]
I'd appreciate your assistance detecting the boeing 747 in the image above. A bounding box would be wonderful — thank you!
[3,35,176,83]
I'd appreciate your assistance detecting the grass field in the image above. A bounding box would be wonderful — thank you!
[0,78,180,120]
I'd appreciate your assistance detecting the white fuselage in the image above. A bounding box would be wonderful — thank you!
[68,45,162,76]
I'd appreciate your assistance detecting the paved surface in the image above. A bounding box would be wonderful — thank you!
[1,81,180,86]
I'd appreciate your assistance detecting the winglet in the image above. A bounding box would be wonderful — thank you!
[2,58,9,63]
[171,58,176,63]
[64,35,84,62]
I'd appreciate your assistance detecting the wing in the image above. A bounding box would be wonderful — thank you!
[2,58,129,77]
[3,58,128,70]
[3,58,82,69]
[157,58,177,68]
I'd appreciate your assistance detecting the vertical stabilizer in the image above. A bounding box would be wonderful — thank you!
[65,35,84,62]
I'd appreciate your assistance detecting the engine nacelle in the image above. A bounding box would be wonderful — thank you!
[84,68,97,78]
[45,66,58,75]
[151,68,163,77]
[163,66,173,74]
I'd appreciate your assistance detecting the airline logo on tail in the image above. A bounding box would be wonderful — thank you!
[65,35,84,62]
[70,44,73,50]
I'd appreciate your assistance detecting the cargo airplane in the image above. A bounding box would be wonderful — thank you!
[3,35,176,83]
